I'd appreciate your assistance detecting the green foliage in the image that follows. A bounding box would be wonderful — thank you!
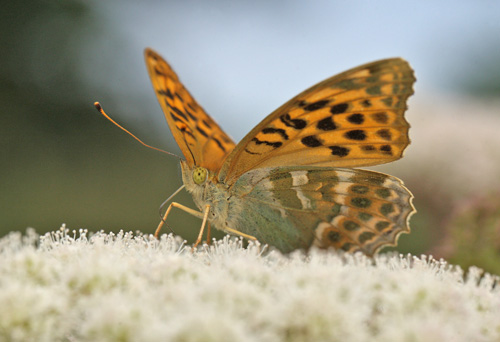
[440,192,500,275]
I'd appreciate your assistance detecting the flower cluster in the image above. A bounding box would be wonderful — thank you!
[1,226,499,342]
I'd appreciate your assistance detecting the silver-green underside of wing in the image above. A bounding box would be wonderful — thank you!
[224,166,414,255]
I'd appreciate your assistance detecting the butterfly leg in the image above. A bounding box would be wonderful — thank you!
[189,205,257,248]
[223,226,257,241]
[154,202,205,238]
[192,204,211,250]
[206,222,212,244]
[155,202,256,246]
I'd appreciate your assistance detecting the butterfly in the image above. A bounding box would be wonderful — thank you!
[146,48,416,256]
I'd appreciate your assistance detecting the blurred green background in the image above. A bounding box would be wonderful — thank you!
[2,1,500,266]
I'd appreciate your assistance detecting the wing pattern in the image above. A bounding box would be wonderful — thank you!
[229,166,414,255]
[145,48,235,171]
[219,58,415,185]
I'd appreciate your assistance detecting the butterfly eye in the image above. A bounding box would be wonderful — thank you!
[192,167,208,185]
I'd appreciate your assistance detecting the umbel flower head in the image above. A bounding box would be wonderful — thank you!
[0,226,499,342]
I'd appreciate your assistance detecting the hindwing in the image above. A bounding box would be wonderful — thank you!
[231,167,414,255]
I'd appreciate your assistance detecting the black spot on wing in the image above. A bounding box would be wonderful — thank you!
[170,112,183,122]
[196,126,208,138]
[158,89,174,99]
[330,103,349,115]
[351,197,372,208]
[244,148,260,155]
[304,100,329,111]
[376,129,392,140]
[358,232,375,244]
[345,130,367,141]
[344,221,360,231]
[376,221,390,231]
[372,112,389,124]
[180,126,196,139]
[368,63,384,74]
[350,185,369,194]
[262,127,289,140]
[297,100,307,107]
[212,137,226,152]
[280,113,307,129]
[301,135,322,147]
[328,231,341,242]
[329,145,350,157]
[347,113,364,125]
[174,92,184,102]
[317,117,337,131]
[185,108,197,121]
[202,119,212,128]
[341,243,354,251]
[171,107,189,121]
[252,137,283,148]
[361,99,372,108]
[380,203,394,216]
[187,102,197,112]
[380,145,392,155]
[221,135,233,144]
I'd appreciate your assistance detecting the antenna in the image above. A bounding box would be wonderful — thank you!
[94,102,181,159]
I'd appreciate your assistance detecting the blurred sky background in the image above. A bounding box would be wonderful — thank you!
[2,0,500,255]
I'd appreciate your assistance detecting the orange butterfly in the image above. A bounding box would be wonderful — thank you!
[143,48,415,255]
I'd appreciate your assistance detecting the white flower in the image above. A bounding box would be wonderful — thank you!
[0,226,499,342]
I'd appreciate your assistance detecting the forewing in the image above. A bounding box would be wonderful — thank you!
[145,48,235,171]
[219,58,415,185]
[233,167,414,255]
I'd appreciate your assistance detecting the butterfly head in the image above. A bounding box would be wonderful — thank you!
[179,159,211,195]
[192,166,208,185]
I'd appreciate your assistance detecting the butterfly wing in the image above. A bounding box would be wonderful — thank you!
[218,58,415,185]
[145,48,236,171]
[228,166,414,255]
